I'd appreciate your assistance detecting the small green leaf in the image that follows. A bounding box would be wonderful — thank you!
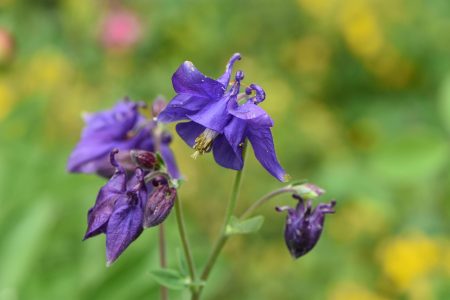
[149,268,188,290]
[225,215,264,235]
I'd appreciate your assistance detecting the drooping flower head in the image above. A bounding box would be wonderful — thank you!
[84,149,178,265]
[276,194,336,259]
[158,53,288,182]
[67,98,179,179]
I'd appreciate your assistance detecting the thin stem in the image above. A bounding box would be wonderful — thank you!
[174,195,197,287]
[152,124,168,300]
[158,223,168,300]
[239,187,297,220]
[196,143,248,298]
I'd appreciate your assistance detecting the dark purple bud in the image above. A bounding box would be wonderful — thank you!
[152,96,167,117]
[130,150,157,170]
[143,185,176,228]
[276,197,336,259]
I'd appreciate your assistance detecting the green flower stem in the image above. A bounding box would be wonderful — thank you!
[195,143,248,299]
[158,223,168,300]
[239,187,297,220]
[174,195,197,293]
[153,126,168,300]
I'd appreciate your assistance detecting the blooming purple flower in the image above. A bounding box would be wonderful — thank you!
[67,98,179,179]
[276,195,336,259]
[158,53,288,182]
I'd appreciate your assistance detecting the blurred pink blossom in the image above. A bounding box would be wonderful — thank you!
[0,28,15,64]
[100,8,142,51]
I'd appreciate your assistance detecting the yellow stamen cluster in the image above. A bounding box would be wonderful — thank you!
[191,129,219,159]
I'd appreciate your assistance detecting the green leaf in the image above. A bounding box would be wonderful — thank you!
[149,268,188,290]
[225,215,264,236]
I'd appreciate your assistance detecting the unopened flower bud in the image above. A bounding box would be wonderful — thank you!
[130,150,157,170]
[143,185,176,228]
[152,97,167,118]
[292,183,325,200]
[276,196,335,259]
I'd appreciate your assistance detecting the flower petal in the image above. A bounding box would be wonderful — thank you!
[212,135,243,170]
[187,97,231,132]
[216,53,241,87]
[247,126,287,182]
[160,144,180,179]
[172,61,226,99]
[228,100,273,126]
[106,201,143,265]
[158,94,210,123]
[175,121,205,147]
[223,117,247,157]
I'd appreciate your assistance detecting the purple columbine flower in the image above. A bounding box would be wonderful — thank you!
[84,149,148,265]
[84,149,178,265]
[158,53,288,182]
[67,98,179,179]
[276,195,336,259]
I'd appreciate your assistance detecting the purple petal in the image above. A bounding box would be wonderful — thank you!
[106,201,143,265]
[187,97,231,133]
[84,169,127,239]
[172,61,226,99]
[212,135,243,170]
[67,128,153,176]
[81,100,139,140]
[175,121,206,147]
[228,100,273,126]
[158,94,210,123]
[247,126,287,182]
[160,144,180,179]
[216,53,242,87]
[223,117,247,157]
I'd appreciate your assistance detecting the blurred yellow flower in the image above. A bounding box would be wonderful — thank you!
[297,0,338,22]
[0,80,15,120]
[328,282,387,300]
[377,233,439,291]
[22,50,75,95]
[329,199,388,242]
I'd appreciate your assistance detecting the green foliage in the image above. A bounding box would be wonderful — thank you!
[225,216,265,236]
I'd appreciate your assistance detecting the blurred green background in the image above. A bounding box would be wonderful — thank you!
[1,0,450,299]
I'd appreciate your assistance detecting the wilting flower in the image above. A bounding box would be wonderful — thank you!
[67,98,179,178]
[276,194,336,258]
[84,150,148,265]
[158,53,288,181]
[84,149,177,265]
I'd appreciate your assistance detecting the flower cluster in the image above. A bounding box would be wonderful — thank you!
[68,98,179,264]
[84,149,176,265]
[158,53,288,182]
[67,53,336,271]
